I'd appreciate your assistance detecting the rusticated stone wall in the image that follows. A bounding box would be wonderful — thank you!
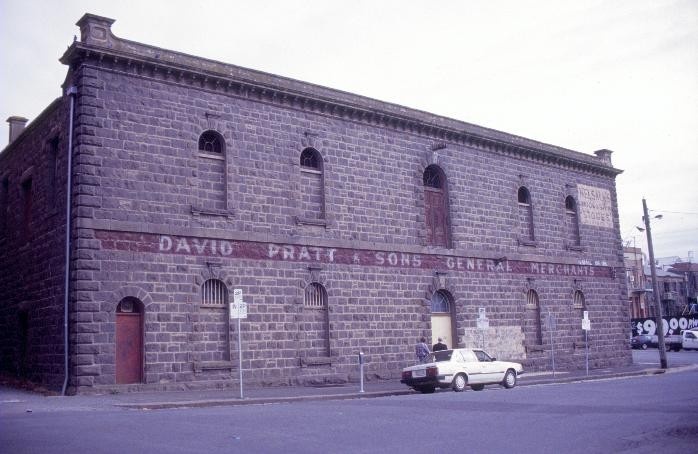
[0,13,632,393]
[0,99,69,389]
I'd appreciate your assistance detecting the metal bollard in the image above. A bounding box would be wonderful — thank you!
[358,351,365,393]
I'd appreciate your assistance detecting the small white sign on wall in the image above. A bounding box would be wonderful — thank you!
[230,289,247,319]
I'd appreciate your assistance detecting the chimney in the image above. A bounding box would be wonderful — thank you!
[7,116,28,144]
[76,13,116,46]
[593,149,614,166]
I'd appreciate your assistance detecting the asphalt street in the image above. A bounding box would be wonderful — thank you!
[2,353,697,454]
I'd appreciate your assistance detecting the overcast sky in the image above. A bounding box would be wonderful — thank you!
[2,0,696,261]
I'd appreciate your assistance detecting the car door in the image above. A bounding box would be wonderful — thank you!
[474,350,502,383]
[461,350,485,384]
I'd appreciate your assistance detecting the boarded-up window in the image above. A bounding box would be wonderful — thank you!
[518,186,534,241]
[199,279,230,361]
[424,165,451,247]
[48,138,59,208]
[525,289,542,345]
[565,196,581,246]
[301,283,330,357]
[201,279,228,307]
[299,148,325,221]
[574,290,587,344]
[0,177,8,236]
[197,130,227,212]
[21,178,33,241]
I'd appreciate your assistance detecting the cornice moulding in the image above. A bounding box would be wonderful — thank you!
[59,14,622,178]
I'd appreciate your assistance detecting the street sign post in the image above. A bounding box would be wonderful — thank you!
[582,311,591,376]
[231,289,245,399]
[546,310,557,377]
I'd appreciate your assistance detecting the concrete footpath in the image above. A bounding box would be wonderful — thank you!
[2,363,696,413]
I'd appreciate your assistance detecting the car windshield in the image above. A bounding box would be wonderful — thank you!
[428,350,453,362]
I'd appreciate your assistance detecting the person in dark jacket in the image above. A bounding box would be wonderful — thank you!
[432,337,448,351]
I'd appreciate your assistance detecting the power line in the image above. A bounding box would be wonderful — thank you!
[649,209,698,216]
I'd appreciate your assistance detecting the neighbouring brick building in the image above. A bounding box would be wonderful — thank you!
[0,14,632,393]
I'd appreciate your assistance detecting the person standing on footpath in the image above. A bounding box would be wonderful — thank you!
[415,337,431,362]
[432,337,448,351]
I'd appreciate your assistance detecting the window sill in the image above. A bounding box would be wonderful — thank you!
[517,238,537,247]
[299,356,334,367]
[193,361,235,372]
[524,343,545,353]
[191,206,234,218]
[574,342,588,349]
[295,216,327,227]
[197,152,225,161]
[565,243,585,252]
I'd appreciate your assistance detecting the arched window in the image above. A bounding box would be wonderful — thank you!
[300,148,321,170]
[201,279,228,307]
[423,166,442,189]
[423,165,451,247]
[525,289,542,345]
[196,130,227,213]
[565,196,581,247]
[198,130,224,154]
[431,291,451,313]
[302,283,330,357]
[517,187,530,204]
[299,148,325,222]
[517,186,535,242]
[304,282,327,308]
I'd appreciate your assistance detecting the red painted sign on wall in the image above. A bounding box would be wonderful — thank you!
[94,230,613,278]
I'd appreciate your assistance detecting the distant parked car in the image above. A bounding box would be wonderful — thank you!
[631,334,656,350]
[400,348,523,393]
[682,328,698,351]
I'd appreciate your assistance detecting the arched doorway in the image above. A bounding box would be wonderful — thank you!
[115,297,143,384]
[430,290,455,349]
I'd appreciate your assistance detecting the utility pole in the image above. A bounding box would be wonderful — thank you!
[642,198,667,369]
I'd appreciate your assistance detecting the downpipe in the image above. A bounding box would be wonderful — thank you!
[61,86,77,396]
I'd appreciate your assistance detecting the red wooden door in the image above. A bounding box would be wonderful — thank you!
[115,312,143,384]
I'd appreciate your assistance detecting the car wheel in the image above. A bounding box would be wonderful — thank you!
[470,384,485,391]
[452,373,467,392]
[641,343,648,350]
[416,385,435,394]
[502,369,517,389]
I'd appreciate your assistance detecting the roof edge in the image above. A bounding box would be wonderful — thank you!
[60,13,623,177]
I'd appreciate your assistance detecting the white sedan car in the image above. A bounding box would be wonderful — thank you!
[400,348,524,393]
